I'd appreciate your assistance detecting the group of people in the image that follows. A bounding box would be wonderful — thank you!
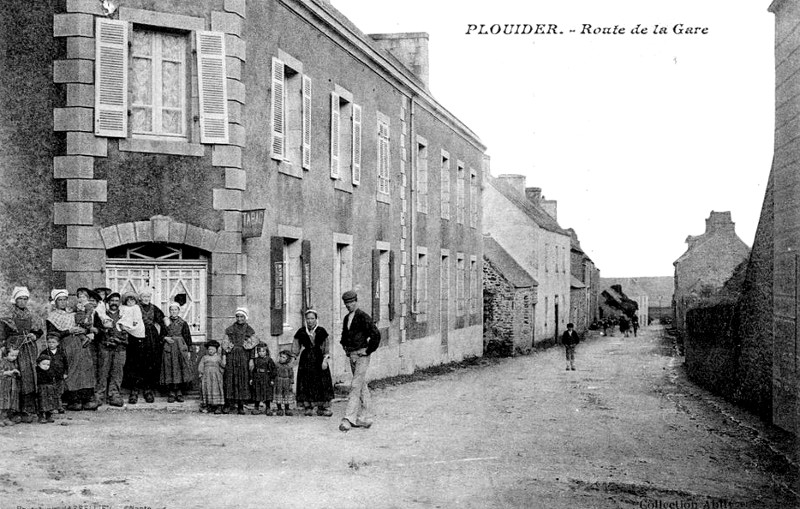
[0,285,381,432]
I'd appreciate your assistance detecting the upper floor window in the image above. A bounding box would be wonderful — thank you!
[271,55,311,171]
[330,88,359,184]
[456,161,465,224]
[441,150,451,220]
[469,168,478,228]
[377,114,391,196]
[416,137,428,213]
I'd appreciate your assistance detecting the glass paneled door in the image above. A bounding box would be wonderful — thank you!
[106,260,208,345]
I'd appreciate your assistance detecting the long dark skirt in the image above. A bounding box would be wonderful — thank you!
[124,324,162,391]
[62,334,95,392]
[223,346,250,402]
[295,347,334,405]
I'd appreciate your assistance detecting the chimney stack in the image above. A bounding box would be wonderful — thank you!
[369,33,430,88]
[525,187,542,204]
[496,174,526,195]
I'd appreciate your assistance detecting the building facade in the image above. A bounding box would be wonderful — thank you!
[483,174,571,345]
[672,211,750,333]
[0,0,486,383]
[567,228,599,332]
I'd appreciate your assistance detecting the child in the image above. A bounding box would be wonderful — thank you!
[118,293,145,339]
[250,344,276,416]
[198,340,225,414]
[92,287,112,328]
[561,322,580,371]
[75,288,99,346]
[35,354,59,423]
[42,335,68,414]
[274,350,294,416]
[0,347,21,426]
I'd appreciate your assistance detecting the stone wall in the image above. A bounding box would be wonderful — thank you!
[483,258,534,356]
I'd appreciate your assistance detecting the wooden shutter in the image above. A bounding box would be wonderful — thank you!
[270,57,285,160]
[196,31,229,144]
[372,249,381,322]
[270,236,284,336]
[302,75,312,169]
[301,239,311,313]
[330,92,340,178]
[388,249,395,321]
[352,104,362,185]
[94,18,128,138]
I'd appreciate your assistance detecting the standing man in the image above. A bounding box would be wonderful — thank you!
[562,322,580,371]
[338,290,381,432]
[95,292,128,407]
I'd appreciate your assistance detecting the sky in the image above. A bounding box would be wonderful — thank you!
[331,0,776,277]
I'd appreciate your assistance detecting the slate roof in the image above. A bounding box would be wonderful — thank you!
[570,276,586,289]
[487,175,568,235]
[483,236,538,288]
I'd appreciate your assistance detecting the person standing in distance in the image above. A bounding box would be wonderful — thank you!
[338,290,381,432]
[562,322,580,371]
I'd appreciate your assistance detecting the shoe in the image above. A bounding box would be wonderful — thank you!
[304,408,314,417]
[82,400,99,411]
[175,394,184,403]
[339,419,351,432]
[109,396,124,407]
[22,414,35,424]
[264,409,273,416]
[39,416,48,424]
[144,391,155,403]
[46,414,55,423]
[571,366,576,371]
[221,406,230,414]
[213,406,223,415]
[237,408,246,415]
[284,409,293,416]
[276,409,284,416]
[1,419,13,426]
[66,402,83,411]
[251,408,263,415]
[353,419,373,429]
[128,392,138,404]
[317,408,333,417]
[566,366,570,371]
[167,394,176,403]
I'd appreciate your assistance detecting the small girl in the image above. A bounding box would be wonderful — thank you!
[198,340,225,414]
[118,293,145,339]
[36,354,59,423]
[274,350,295,416]
[249,344,276,416]
[0,347,21,427]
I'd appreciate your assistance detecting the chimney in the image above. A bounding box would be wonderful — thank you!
[496,174,526,195]
[540,197,557,220]
[525,187,542,204]
[705,211,734,234]
[369,32,429,88]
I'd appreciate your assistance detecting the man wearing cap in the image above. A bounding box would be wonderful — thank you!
[338,290,381,432]
[94,292,128,406]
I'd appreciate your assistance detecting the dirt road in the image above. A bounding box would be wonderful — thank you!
[1,326,796,508]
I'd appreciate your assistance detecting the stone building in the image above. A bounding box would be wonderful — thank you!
[0,0,486,382]
[567,228,599,332]
[600,277,650,327]
[482,235,537,355]
[673,212,750,333]
[483,174,572,345]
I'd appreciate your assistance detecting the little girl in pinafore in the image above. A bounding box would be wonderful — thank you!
[250,344,276,416]
[198,340,225,414]
[36,354,59,424]
[0,347,20,426]
[274,350,294,416]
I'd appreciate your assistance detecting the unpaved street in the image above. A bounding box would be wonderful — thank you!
[1,326,797,508]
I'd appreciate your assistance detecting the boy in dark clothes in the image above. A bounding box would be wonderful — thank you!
[42,335,68,413]
[561,323,580,371]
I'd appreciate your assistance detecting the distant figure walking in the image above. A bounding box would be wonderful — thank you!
[619,314,630,338]
[631,313,639,337]
[561,323,580,371]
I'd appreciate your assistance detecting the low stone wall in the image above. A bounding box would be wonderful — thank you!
[685,304,740,400]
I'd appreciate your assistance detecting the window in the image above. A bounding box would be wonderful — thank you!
[441,150,451,220]
[131,29,187,139]
[415,247,428,320]
[270,235,310,336]
[270,55,311,171]
[545,296,549,327]
[416,137,428,213]
[377,114,391,196]
[94,18,228,144]
[456,162,465,224]
[372,243,393,326]
[330,88,357,182]
[470,168,478,228]
[545,243,550,273]
[470,255,478,314]
[456,253,465,316]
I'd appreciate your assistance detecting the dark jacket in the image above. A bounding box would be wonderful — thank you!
[340,308,381,355]
[40,346,68,381]
[561,329,580,347]
[94,309,129,350]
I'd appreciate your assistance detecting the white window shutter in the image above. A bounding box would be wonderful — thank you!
[94,18,128,138]
[270,57,285,160]
[330,92,340,179]
[196,31,229,144]
[302,75,312,169]
[352,104,362,185]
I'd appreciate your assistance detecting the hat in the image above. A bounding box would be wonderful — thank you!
[121,292,138,304]
[50,289,69,302]
[10,286,30,303]
[304,309,319,318]
[341,290,357,303]
[567,323,575,328]
[168,301,182,312]
[79,288,102,302]
[93,287,112,295]
[106,292,121,303]
[234,307,249,319]
[206,340,220,349]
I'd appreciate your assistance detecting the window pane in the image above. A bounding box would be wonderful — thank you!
[162,109,183,135]
[131,107,153,133]
[132,57,153,105]
[132,30,152,57]
[161,33,184,61]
